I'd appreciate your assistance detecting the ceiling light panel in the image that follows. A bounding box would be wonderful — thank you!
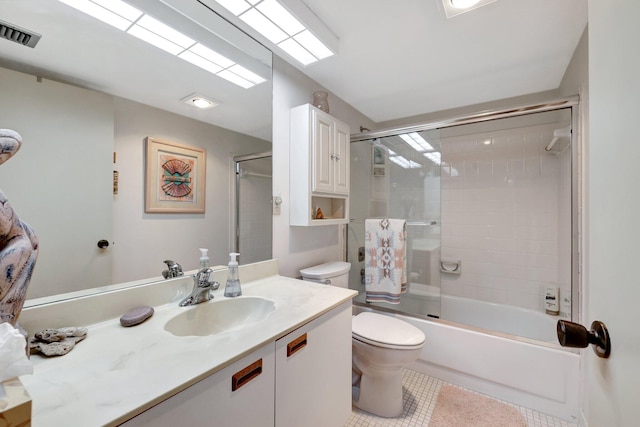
[57,0,266,89]
[443,0,497,19]
[214,0,336,66]
[59,0,137,30]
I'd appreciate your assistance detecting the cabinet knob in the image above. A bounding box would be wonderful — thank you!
[97,239,110,249]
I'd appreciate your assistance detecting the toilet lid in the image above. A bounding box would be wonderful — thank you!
[299,261,351,280]
[352,312,425,349]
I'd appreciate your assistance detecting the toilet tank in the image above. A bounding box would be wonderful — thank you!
[300,262,351,288]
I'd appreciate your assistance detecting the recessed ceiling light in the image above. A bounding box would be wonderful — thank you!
[181,93,219,109]
[450,0,481,9]
[442,0,496,19]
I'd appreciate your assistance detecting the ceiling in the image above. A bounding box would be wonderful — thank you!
[0,0,588,133]
[288,0,588,123]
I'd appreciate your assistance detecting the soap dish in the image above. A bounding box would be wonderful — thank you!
[120,306,154,327]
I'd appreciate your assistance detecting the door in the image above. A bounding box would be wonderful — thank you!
[312,109,334,193]
[587,2,640,425]
[235,153,272,264]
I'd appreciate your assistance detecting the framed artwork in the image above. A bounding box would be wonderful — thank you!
[145,137,206,213]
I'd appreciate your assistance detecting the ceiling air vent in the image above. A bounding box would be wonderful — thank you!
[0,19,41,48]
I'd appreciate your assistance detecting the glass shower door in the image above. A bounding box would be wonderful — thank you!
[347,129,442,318]
[235,153,272,264]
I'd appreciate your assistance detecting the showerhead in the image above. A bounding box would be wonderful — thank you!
[545,126,571,153]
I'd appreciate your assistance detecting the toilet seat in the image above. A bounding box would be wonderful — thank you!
[352,312,425,350]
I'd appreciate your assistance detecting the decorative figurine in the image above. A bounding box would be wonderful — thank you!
[0,129,39,326]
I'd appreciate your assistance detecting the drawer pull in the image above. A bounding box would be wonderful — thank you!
[232,359,262,391]
[287,333,308,357]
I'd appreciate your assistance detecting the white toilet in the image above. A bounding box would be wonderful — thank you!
[300,262,426,418]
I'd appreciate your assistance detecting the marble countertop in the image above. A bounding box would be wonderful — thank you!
[18,263,356,427]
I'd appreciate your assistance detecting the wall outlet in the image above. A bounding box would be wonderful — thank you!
[272,195,282,215]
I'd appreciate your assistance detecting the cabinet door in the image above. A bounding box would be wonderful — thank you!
[275,302,352,427]
[333,120,350,196]
[121,343,275,427]
[312,109,335,194]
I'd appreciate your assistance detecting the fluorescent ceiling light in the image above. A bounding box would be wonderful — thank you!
[217,70,255,89]
[228,64,267,84]
[424,152,442,166]
[135,15,195,48]
[178,50,224,74]
[443,0,496,19]
[399,132,434,152]
[215,0,336,66]
[57,0,266,89]
[389,155,422,169]
[278,38,316,65]
[257,0,305,35]
[240,8,288,43]
[127,25,186,55]
[59,0,140,30]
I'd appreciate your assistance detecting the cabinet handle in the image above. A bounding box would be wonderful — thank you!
[286,333,308,357]
[330,153,336,160]
[231,359,262,391]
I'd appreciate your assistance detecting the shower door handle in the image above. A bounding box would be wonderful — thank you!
[557,320,611,358]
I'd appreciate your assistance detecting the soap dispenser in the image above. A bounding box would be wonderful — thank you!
[224,252,242,297]
[199,248,209,269]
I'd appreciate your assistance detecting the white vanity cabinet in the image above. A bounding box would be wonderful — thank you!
[290,104,350,226]
[120,302,353,427]
[275,301,353,427]
[121,342,276,427]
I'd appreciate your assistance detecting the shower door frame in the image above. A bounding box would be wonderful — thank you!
[350,95,582,325]
[233,151,272,261]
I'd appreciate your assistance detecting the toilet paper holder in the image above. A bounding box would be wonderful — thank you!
[557,319,611,358]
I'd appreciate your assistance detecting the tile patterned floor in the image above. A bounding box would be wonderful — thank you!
[345,369,578,427]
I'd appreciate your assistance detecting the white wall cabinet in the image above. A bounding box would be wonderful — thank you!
[121,302,352,427]
[121,342,276,427]
[275,301,353,427]
[290,104,350,226]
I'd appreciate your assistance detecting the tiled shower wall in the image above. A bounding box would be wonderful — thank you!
[440,123,571,314]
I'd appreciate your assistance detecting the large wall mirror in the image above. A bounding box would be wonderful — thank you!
[0,0,273,301]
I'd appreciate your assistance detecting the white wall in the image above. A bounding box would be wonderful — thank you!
[113,97,269,283]
[0,68,114,299]
[272,57,374,278]
[586,1,640,425]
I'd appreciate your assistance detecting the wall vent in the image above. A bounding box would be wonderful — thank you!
[0,19,41,48]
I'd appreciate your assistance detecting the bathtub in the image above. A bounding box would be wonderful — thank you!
[353,298,581,422]
[440,294,559,343]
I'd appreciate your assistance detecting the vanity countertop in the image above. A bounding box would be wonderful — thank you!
[18,261,357,427]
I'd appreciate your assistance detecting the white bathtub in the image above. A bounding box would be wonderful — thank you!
[353,299,581,422]
[440,294,559,342]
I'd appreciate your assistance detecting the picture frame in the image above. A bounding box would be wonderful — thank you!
[145,137,206,213]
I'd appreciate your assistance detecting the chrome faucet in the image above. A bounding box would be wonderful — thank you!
[179,267,220,306]
[162,260,184,279]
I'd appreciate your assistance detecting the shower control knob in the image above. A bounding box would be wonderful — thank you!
[97,239,110,249]
[557,320,611,358]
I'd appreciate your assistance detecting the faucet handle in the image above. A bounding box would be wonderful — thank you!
[162,260,184,279]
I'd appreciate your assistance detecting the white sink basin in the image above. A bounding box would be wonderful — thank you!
[164,297,276,337]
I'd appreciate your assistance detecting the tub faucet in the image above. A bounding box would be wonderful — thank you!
[179,267,220,306]
[162,260,184,279]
